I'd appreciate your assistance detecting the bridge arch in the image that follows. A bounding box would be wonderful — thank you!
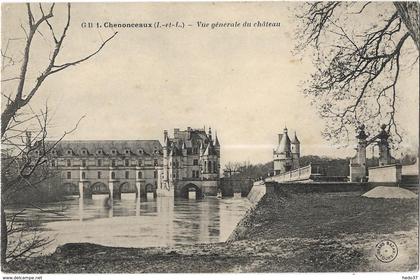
[145,183,156,193]
[119,181,138,194]
[90,182,110,195]
[61,182,79,195]
[180,183,203,199]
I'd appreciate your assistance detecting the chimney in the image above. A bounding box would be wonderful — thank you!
[164,130,168,141]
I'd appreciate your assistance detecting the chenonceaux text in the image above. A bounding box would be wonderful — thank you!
[104,22,153,28]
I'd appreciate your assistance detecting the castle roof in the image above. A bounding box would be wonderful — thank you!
[165,135,171,147]
[45,140,162,157]
[203,142,217,156]
[169,145,183,157]
[275,128,291,153]
[291,132,300,144]
[214,135,220,147]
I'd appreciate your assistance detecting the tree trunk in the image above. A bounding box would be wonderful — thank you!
[1,202,7,265]
[394,2,420,51]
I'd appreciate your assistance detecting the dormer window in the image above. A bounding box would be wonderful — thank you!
[111,149,117,155]
[154,147,158,154]
[96,149,103,155]
[34,150,39,156]
[52,150,57,156]
[81,149,87,156]
[125,149,130,155]
[66,149,72,155]
[138,149,143,155]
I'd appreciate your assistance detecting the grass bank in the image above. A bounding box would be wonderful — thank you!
[3,188,418,273]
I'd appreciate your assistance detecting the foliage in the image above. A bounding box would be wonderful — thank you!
[1,3,116,264]
[296,2,419,143]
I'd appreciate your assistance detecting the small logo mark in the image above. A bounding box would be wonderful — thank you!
[375,240,398,263]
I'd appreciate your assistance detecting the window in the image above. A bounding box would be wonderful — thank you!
[125,171,129,179]
[35,151,39,156]
[66,159,71,167]
[111,160,116,167]
[138,159,143,166]
[193,159,198,166]
[125,149,130,155]
[97,159,102,167]
[208,161,212,173]
[193,147,198,154]
[111,172,115,179]
[138,171,142,179]
[67,172,71,179]
[81,172,86,179]
[111,149,117,155]
[97,150,102,155]
[138,149,143,155]
[67,150,72,155]
[154,170,157,179]
[125,159,130,167]
[213,161,217,173]
[98,171,101,179]
[154,159,158,166]
[81,149,87,155]
[82,159,86,167]
[52,150,57,156]
[51,160,55,167]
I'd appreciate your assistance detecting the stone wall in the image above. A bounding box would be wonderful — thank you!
[368,164,402,183]
[220,178,253,197]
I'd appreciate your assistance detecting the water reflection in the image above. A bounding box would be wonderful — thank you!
[6,194,251,255]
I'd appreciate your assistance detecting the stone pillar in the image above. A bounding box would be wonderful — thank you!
[378,142,391,166]
[377,124,393,166]
[109,181,114,200]
[79,181,84,198]
[136,181,141,198]
[78,181,91,199]
[135,194,140,216]
[78,195,84,221]
[350,124,369,182]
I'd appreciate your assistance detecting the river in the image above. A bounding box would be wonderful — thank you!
[6,193,252,256]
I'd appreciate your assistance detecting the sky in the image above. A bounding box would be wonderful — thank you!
[1,2,419,167]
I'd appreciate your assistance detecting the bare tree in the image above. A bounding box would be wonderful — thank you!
[1,3,117,264]
[223,162,242,177]
[295,2,419,143]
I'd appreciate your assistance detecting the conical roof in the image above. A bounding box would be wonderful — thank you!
[214,135,220,147]
[203,142,217,156]
[291,132,300,144]
[165,136,171,148]
[275,128,291,153]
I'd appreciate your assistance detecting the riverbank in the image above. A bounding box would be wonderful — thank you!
[3,187,418,273]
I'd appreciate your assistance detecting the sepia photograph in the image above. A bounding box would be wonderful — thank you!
[0,1,419,276]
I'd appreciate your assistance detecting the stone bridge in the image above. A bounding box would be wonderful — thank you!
[61,178,157,199]
[171,179,219,199]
